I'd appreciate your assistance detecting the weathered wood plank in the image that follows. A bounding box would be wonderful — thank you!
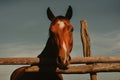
[0,57,39,65]
[25,63,120,74]
[0,56,120,65]
[80,20,97,80]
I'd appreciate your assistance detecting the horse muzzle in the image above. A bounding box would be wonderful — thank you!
[57,55,71,69]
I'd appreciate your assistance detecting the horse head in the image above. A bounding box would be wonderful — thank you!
[47,6,73,69]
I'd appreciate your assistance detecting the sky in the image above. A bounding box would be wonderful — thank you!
[0,0,120,80]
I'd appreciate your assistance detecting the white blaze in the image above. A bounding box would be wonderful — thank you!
[63,41,67,63]
[58,21,65,29]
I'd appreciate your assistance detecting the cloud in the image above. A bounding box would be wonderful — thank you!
[0,42,44,57]
[91,30,120,56]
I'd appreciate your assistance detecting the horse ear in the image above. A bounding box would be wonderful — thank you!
[65,6,73,20]
[47,7,55,21]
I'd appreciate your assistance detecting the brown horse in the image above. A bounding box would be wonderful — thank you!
[10,6,73,80]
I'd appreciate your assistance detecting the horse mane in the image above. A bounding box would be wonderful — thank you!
[37,29,58,58]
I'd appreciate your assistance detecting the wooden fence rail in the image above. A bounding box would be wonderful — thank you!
[25,63,120,73]
[0,57,120,74]
[0,56,120,65]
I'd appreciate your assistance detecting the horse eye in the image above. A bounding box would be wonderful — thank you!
[71,28,74,32]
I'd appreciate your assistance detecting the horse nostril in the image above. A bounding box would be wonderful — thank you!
[57,56,70,65]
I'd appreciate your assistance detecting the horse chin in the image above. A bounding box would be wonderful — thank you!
[57,63,69,70]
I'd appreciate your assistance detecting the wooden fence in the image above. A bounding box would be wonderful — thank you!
[0,20,120,80]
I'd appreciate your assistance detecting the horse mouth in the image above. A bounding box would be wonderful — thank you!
[57,63,69,70]
[57,56,71,70]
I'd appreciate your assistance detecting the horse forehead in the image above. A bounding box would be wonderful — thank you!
[57,20,65,29]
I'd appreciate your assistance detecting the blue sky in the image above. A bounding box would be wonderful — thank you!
[0,0,120,80]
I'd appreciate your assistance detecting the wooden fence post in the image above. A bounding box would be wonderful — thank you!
[80,20,97,80]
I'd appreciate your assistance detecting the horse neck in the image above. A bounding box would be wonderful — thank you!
[38,36,58,59]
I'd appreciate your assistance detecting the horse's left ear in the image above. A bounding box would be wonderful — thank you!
[47,7,55,21]
[65,6,73,20]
